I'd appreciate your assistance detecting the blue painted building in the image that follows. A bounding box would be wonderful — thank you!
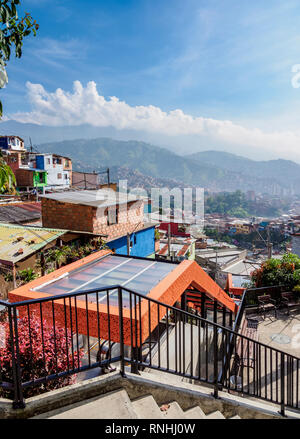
[107,225,156,258]
[0,135,24,150]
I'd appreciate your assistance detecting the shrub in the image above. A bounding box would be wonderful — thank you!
[251,253,300,289]
[17,268,38,284]
[0,313,83,399]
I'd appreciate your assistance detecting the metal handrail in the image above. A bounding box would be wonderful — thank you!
[0,284,299,415]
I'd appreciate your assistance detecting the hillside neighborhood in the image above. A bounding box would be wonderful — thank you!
[1,0,300,426]
[0,133,300,421]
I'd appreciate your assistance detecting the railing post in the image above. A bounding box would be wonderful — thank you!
[118,287,125,376]
[200,293,206,328]
[213,323,219,398]
[280,352,285,416]
[8,306,25,409]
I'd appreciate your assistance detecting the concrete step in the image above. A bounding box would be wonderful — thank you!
[132,395,164,419]
[184,406,206,419]
[161,401,185,419]
[44,389,137,419]
[206,410,226,419]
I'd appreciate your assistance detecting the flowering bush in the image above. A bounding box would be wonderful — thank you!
[251,253,300,289]
[0,313,83,399]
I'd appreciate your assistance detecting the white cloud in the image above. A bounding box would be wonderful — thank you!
[9,80,300,161]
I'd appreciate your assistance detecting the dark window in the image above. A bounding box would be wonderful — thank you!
[107,207,118,225]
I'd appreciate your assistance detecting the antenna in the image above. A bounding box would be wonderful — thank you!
[29,137,33,153]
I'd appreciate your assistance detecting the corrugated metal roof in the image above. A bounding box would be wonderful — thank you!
[222,260,260,276]
[0,203,41,224]
[0,223,66,264]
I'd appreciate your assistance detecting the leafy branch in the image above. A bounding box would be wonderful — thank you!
[0,0,39,115]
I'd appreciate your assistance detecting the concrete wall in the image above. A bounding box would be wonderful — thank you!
[0,371,291,419]
[36,154,71,188]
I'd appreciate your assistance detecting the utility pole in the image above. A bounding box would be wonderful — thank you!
[127,233,131,256]
[267,225,273,259]
[168,223,171,258]
[107,168,110,188]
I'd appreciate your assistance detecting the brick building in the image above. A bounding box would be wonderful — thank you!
[41,189,157,258]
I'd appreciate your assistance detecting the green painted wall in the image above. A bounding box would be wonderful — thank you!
[33,171,47,187]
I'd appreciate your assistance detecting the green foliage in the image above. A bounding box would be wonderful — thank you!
[205,190,281,218]
[154,228,160,241]
[17,267,37,283]
[45,240,109,271]
[251,253,300,289]
[206,190,250,217]
[3,271,12,282]
[0,0,39,116]
[0,151,16,193]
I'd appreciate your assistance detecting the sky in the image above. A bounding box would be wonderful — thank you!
[2,0,300,161]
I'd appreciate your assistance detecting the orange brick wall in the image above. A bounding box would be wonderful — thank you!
[42,198,95,232]
[41,198,145,239]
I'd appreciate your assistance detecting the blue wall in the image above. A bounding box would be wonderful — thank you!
[36,155,45,169]
[0,137,9,150]
[107,226,155,257]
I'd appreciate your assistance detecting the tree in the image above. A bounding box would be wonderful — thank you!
[0,0,39,116]
[251,253,300,289]
[0,151,16,193]
[0,313,83,398]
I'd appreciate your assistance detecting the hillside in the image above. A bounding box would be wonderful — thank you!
[37,138,235,190]
[35,138,286,193]
[187,150,300,193]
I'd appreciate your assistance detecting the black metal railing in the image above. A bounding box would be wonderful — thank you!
[0,285,299,416]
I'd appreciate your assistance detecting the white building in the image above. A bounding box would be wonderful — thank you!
[35,153,72,190]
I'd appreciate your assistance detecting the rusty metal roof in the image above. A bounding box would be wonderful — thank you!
[0,223,66,265]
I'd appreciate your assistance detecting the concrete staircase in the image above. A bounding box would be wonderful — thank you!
[34,388,241,419]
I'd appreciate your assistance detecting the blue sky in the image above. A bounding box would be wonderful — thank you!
[3,0,300,160]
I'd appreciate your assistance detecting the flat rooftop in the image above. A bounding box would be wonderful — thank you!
[40,189,141,209]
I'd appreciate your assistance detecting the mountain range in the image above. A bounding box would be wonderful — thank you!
[0,119,298,194]
[33,137,300,195]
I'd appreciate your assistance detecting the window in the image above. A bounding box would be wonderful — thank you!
[65,160,69,167]
[57,173,62,179]
[47,158,51,165]
[107,207,118,225]
[64,174,68,179]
